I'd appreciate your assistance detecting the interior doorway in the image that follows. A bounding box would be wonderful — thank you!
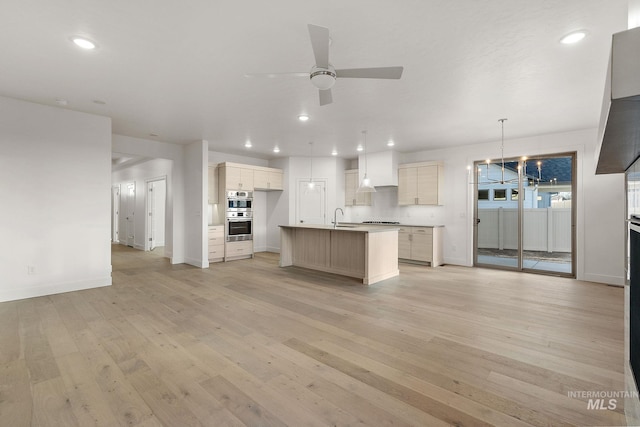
[146,177,167,251]
[296,179,327,225]
[111,185,120,243]
[473,152,576,277]
[118,182,136,247]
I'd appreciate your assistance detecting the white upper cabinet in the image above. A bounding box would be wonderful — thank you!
[217,162,283,192]
[397,161,444,205]
[253,168,283,191]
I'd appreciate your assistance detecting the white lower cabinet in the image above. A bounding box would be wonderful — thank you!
[208,226,224,263]
[397,226,443,266]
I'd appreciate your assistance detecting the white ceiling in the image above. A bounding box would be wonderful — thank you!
[0,0,629,159]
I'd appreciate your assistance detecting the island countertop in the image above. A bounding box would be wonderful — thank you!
[279,224,399,285]
[278,224,399,233]
[338,222,445,228]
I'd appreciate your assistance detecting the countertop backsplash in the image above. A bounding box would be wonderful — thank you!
[344,186,445,226]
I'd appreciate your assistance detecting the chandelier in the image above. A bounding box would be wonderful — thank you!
[469,118,542,186]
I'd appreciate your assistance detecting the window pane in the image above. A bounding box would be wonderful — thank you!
[494,189,506,201]
[511,189,519,200]
[478,189,489,200]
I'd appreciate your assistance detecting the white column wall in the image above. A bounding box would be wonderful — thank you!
[0,96,112,302]
[184,141,208,267]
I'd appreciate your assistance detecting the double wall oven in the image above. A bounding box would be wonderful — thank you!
[226,191,252,241]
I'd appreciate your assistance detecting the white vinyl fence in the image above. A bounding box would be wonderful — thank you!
[477,208,571,253]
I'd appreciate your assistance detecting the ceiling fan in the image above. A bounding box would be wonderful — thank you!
[245,24,404,106]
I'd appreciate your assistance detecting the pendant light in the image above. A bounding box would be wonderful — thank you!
[306,141,317,192]
[357,130,376,193]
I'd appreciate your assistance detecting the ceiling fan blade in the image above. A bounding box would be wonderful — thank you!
[308,24,330,68]
[335,66,404,79]
[244,72,309,78]
[319,89,332,106]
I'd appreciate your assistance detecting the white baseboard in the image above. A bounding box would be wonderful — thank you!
[134,243,145,251]
[184,257,208,268]
[0,276,112,303]
[266,246,281,253]
[582,272,624,286]
[442,256,471,267]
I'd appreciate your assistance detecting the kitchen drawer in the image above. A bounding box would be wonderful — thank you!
[208,236,225,246]
[208,244,225,261]
[226,240,253,258]
[412,227,433,236]
[208,226,224,236]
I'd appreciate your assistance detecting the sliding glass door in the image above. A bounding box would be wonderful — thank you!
[474,153,575,277]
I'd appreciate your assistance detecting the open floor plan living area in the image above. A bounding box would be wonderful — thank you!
[2,1,640,425]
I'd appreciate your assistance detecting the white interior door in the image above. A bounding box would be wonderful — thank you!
[146,178,166,250]
[111,185,120,243]
[122,182,135,247]
[297,180,326,225]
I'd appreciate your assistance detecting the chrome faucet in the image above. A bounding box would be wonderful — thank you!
[333,208,344,228]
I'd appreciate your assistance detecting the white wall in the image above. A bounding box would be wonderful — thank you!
[0,96,112,302]
[209,150,268,168]
[356,127,624,285]
[262,156,348,253]
[112,158,173,250]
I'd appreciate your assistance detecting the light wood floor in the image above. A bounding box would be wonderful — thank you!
[0,245,626,426]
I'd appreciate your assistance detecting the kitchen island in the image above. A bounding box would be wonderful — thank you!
[279,224,399,285]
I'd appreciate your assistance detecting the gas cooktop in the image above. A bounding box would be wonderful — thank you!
[362,221,400,224]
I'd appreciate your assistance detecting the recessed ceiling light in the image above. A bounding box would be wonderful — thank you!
[71,36,97,50]
[356,145,363,152]
[331,149,338,156]
[245,140,252,148]
[560,30,587,44]
[298,114,309,122]
[387,140,395,147]
[273,146,280,153]
[55,98,68,106]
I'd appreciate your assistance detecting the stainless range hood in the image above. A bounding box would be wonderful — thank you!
[596,26,640,174]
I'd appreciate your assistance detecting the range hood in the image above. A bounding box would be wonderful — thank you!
[596,26,640,174]
[358,150,398,187]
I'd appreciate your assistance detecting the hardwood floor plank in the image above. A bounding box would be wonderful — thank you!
[200,374,287,427]
[32,377,80,427]
[258,336,451,426]
[284,337,502,427]
[56,351,122,426]
[0,302,20,364]
[0,360,32,427]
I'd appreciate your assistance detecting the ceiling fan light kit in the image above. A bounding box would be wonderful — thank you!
[310,65,336,90]
[246,24,404,106]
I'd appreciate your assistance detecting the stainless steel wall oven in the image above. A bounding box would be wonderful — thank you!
[226,191,253,241]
